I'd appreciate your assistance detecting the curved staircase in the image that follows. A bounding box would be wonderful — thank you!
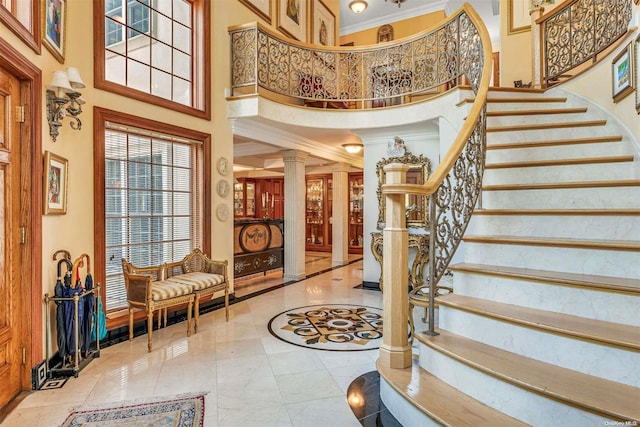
[380,87,640,426]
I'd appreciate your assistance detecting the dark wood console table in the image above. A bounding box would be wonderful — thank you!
[233,218,284,278]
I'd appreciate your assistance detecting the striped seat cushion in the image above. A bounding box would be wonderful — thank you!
[151,280,194,301]
[164,272,225,291]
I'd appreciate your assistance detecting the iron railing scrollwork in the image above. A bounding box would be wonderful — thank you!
[541,0,632,87]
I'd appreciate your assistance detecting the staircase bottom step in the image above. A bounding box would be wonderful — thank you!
[376,359,528,427]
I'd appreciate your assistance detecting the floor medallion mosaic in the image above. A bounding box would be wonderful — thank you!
[268,304,383,351]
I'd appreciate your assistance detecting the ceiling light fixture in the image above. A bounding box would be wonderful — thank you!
[343,143,364,154]
[385,0,406,8]
[349,0,368,13]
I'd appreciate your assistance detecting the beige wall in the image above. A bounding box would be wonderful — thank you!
[339,10,445,46]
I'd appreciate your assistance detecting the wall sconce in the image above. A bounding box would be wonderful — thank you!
[46,67,86,142]
[343,143,364,154]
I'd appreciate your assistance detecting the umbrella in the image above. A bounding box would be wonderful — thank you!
[64,256,86,364]
[80,254,94,357]
[55,258,72,363]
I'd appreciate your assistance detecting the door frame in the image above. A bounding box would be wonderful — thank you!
[0,37,43,391]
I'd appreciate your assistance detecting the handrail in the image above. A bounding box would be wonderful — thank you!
[538,0,632,87]
[382,3,492,335]
[229,13,474,108]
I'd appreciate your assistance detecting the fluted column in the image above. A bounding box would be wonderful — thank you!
[331,163,350,267]
[282,149,308,280]
[379,163,412,369]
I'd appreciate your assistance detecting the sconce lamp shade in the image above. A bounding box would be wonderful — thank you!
[349,0,368,13]
[47,70,74,94]
[343,143,364,154]
[66,67,86,89]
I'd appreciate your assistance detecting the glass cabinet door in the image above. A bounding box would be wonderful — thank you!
[246,182,255,216]
[306,178,324,246]
[234,182,244,216]
[349,173,364,253]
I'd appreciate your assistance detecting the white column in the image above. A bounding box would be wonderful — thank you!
[379,163,412,369]
[282,149,308,281]
[331,163,350,267]
[530,5,545,88]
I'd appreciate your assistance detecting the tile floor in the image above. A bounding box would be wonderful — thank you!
[2,255,392,427]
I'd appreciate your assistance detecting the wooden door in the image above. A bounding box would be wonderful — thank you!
[492,51,500,87]
[0,66,24,409]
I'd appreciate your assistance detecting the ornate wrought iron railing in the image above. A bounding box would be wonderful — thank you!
[540,0,632,87]
[382,5,492,336]
[229,15,469,107]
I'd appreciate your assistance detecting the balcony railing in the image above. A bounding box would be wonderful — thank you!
[540,0,632,87]
[229,14,476,108]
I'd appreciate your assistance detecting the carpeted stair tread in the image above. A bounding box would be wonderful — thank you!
[449,262,640,295]
[473,208,640,216]
[418,329,640,422]
[487,107,587,116]
[485,155,633,169]
[487,120,606,132]
[376,359,529,427]
[486,135,623,150]
[483,179,640,191]
[435,294,640,351]
[462,234,640,252]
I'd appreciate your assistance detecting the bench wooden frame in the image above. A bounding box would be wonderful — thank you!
[121,249,229,352]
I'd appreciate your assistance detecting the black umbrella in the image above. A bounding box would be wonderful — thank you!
[80,254,94,357]
[55,258,72,362]
[64,256,85,364]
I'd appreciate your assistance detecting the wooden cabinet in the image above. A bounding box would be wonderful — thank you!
[234,178,284,219]
[349,173,364,254]
[305,175,332,252]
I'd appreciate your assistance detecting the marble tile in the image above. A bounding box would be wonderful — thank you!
[275,370,344,404]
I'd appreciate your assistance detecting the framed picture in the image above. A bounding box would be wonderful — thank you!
[377,24,394,44]
[635,35,640,112]
[277,0,307,42]
[508,0,530,35]
[612,42,634,104]
[42,0,65,63]
[312,0,334,46]
[43,151,68,215]
[239,0,272,24]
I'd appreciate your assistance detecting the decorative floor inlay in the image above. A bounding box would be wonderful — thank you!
[268,304,383,351]
[39,377,69,390]
[60,393,205,427]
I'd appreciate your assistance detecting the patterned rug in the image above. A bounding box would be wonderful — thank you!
[60,393,205,426]
[268,304,383,351]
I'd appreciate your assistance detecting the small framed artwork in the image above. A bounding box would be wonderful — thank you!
[377,24,393,43]
[42,0,65,63]
[239,0,272,24]
[635,35,640,112]
[43,151,68,215]
[312,0,334,46]
[277,0,307,42]
[612,42,634,104]
[508,0,530,35]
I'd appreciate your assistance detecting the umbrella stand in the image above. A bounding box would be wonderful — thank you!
[44,250,101,381]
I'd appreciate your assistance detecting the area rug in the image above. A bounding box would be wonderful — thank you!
[60,393,205,427]
[268,304,383,351]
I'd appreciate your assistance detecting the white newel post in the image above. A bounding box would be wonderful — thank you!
[531,4,545,88]
[379,163,412,369]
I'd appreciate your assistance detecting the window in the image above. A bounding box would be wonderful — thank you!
[0,0,40,53]
[95,0,210,119]
[95,108,211,312]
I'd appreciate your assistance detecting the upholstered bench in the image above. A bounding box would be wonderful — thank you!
[121,248,229,352]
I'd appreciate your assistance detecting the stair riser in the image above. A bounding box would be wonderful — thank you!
[468,214,640,240]
[483,162,637,185]
[486,102,568,113]
[436,307,640,387]
[487,142,631,162]
[418,344,610,426]
[450,272,640,326]
[379,379,441,427]
[488,112,591,127]
[463,242,640,279]
[487,125,612,145]
[481,187,640,209]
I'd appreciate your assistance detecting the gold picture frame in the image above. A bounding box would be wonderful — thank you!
[612,42,634,104]
[377,24,394,43]
[277,0,307,42]
[239,0,272,24]
[42,0,66,63]
[43,151,68,215]
[508,0,530,35]
[311,0,334,46]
